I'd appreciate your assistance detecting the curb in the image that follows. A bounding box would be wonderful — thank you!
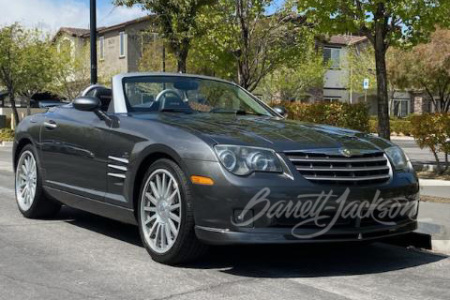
[0,141,13,147]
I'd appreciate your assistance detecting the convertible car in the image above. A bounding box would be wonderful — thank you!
[13,73,419,264]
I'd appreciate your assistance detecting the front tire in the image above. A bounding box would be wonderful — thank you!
[137,159,207,265]
[15,144,61,218]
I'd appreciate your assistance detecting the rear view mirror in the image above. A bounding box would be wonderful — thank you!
[73,97,101,112]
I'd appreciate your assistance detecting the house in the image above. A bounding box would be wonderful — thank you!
[53,16,156,76]
[320,34,436,117]
[53,17,435,117]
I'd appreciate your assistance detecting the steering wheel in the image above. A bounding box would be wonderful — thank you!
[155,89,183,105]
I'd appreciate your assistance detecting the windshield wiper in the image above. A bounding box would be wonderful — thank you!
[160,108,193,114]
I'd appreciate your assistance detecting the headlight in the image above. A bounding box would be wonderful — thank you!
[385,146,411,170]
[214,145,283,175]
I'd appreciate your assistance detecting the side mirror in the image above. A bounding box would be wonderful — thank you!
[273,105,287,118]
[73,97,101,112]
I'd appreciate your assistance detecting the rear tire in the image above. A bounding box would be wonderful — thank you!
[137,159,207,265]
[15,144,61,219]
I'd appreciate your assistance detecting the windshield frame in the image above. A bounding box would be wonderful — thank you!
[120,74,279,117]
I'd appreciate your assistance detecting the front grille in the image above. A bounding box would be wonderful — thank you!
[285,150,391,185]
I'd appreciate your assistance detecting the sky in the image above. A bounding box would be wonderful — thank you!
[0,0,147,33]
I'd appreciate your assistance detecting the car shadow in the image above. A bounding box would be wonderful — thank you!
[56,206,448,279]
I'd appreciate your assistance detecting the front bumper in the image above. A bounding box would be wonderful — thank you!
[185,159,420,245]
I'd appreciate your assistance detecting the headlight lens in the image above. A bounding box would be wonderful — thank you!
[385,146,410,170]
[214,145,283,175]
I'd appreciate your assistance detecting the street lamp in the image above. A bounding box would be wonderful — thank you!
[90,0,98,85]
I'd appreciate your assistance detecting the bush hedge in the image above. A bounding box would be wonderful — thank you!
[0,128,14,141]
[409,114,450,173]
[369,119,413,136]
[278,102,370,132]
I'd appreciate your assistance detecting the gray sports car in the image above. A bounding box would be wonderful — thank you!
[13,73,419,264]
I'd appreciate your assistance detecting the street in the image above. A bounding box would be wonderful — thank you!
[0,145,449,300]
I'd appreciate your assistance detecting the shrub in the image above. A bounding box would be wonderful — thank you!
[368,119,413,136]
[277,102,370,132]
[0,128,15,141]
[410,114,450,173]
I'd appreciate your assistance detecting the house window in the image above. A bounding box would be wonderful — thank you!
[99,36,104,60]
[323,47,341,69]
[322,97,341,103]
[393,99,410,117]
[120,31,126,57]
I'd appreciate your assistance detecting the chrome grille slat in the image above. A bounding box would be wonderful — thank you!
[287,157,387,163]
[303,175,391,181]
[296,166,390,172]
[285,150,391,186]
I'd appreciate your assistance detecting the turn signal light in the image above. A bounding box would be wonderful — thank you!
[191,176,214,186]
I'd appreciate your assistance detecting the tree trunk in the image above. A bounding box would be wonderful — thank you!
[26,98,31,116]
[9,90,20,126]
[176,47,188,74]
[374,34,391,140]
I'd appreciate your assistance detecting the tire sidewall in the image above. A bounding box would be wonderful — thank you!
[137,159,194,262]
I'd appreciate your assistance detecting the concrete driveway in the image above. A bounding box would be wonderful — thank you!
[0,145,449,300]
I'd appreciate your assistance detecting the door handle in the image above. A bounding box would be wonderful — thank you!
[44,120,57,129]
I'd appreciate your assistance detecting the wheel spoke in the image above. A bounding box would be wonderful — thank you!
[165,223,172,243]
[145,192,158,206]
[161,173,167,197]
[149,221,158,238]
[168,219,177,237]
[143,206,156,212]
[144,214,157,225]
[156,174,162,195]
[169,212,180,223]
[150,181,160,198]
[169,203,180,211]
[160,224,166,249]
[167,189,178,204]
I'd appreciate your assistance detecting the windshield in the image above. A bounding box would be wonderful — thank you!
[122,76,274,117]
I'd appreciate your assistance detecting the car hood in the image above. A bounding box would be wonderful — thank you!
[142,113,392,152]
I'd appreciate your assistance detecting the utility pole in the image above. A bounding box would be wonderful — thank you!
[90,0,98,85]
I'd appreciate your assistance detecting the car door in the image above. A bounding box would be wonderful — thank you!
[40,105,108,201]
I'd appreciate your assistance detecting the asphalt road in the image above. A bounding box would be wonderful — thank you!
[391,138,446,165]
[0,145,449,300]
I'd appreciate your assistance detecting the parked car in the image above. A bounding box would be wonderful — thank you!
[30,100,64,109]
[13,73,419,264]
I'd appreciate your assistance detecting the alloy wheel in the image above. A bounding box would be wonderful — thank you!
[16,151,37,211]
[140,169,182,254]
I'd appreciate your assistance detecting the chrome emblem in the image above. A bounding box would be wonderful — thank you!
[340,148,352,157]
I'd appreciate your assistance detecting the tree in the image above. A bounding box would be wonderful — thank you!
[115,0,214,73]
[297,0,450,140]
[404,29,450,112]
[191,0,310,92]
[255,39,326,102]
[48,43,91,101]
[0,24,54,124]
[138,37,177,73]
[345,44,377,99]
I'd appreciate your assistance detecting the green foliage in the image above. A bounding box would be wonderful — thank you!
[346,45,377,94]
[115,0,214,73]
[278,102,370,132]
[410,114,450,173]
[0,128,14,141]
[297,1,450,47]
[192,0,314,91]
[369,119,413,136]
[391,29,450,112]
[297,0,450,139]
[255,37,326,102]
[0,24,55,123]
